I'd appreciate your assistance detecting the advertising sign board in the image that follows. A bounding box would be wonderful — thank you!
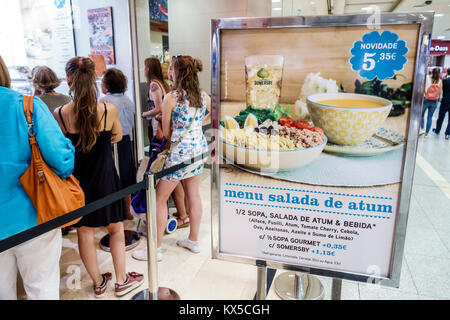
[211,13,433,286]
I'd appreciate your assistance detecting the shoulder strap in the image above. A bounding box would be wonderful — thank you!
[103,102,108,131]
[58,106,69,133]
[168,107,198,153]
[23,96,34,124]
[23,95,35,136]
[157,81,166,97]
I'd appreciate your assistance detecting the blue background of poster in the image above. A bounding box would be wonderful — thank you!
[350,30,408,81]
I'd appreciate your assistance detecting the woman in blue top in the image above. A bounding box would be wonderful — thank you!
[0,56,75,300]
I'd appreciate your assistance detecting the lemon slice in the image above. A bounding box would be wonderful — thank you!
[224,115,240,129]
[244,113,258,129]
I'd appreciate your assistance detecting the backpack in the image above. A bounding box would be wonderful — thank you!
[425,83,441,101]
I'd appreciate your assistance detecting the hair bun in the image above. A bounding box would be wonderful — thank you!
[193,59,203,73]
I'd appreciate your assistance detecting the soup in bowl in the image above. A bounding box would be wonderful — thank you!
[306,93,392,146]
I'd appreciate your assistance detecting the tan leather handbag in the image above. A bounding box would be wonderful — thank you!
[150,108,198,174]
[19,96,85,227]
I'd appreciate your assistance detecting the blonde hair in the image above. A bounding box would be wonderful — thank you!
[0,56,11,88]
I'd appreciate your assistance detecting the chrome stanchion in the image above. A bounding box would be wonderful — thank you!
[274,272,324,300]
[132,173,180,300]
[331,278,342,300]
[100,143,140,252]
[256,266,267,300]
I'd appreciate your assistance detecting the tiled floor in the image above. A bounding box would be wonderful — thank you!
[50,128,450,300]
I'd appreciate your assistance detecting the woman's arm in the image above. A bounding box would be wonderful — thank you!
[162,93,175,139]
[202,92,211,126]
[109,103,123,144]
[35,97,75,179]
[142,82,163,118]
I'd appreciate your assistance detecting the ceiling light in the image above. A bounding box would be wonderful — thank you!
[437,36,445,39]
[435,14,444,17]
[273,8,282,11]
[272,0,281,3]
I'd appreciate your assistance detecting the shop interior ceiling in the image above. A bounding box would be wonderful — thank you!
[272,0,449,40]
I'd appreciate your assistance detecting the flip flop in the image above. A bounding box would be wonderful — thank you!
[177,216,190,229]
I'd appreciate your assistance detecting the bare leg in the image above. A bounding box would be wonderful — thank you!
[183,175,202,242]
[124,195,133,220]
[106,222,127,284]
[181,180,190,217]
[171,182,188,221]
[77,227,103,287]
[155,179,179,248]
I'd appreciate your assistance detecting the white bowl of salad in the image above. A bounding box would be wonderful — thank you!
[220,108,327,172]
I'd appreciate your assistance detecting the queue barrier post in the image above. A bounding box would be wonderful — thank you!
[331,278,342,300]
[274,272,324,300]
[256,266,267,300]
[131,172,180,300]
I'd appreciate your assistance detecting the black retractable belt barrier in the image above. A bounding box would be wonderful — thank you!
[0,152,210,254]
[154,151,210,181]
[0,181,146,254]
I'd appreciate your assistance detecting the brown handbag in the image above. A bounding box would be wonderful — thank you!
[150,108,198,174]
[19,96,85,227]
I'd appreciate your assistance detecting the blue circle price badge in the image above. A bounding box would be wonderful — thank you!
[55,0,66,9]
[350,30,408,81]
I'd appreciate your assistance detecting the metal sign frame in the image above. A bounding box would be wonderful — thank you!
[210,12,434,287]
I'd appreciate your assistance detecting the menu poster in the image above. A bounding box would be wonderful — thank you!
[218,24,420,279]
[18,0,76,78]
[88,7,116,65]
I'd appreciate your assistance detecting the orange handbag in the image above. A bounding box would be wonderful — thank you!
[19,96,85,228]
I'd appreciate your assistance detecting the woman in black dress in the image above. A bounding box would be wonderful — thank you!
[54,57,143,298]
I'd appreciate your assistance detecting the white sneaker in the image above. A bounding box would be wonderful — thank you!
[132,248,147,261]
[177,238,200,254]
[132,248,163,262]
[157,247,163,262]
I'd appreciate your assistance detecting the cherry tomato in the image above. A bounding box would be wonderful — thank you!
[310,127,324,135]
[279,116,295,127]
[295,120,312,130]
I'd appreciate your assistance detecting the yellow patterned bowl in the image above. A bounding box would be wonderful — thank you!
[306,93,392,146]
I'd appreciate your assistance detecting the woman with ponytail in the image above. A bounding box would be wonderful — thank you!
[54,57,143,298]
[153,56,210,261]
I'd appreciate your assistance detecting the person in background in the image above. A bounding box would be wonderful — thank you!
[0,56,75,300]
[30,66,71,113]
[167,56,191,229]
[141,57,169,143]
[101,68,136,220]
[132,56,191,262]
[156,56,210,262]
[54,57,143,298]
[421,68,442,136]
[433,68,450,140]
[30,65,75,236]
